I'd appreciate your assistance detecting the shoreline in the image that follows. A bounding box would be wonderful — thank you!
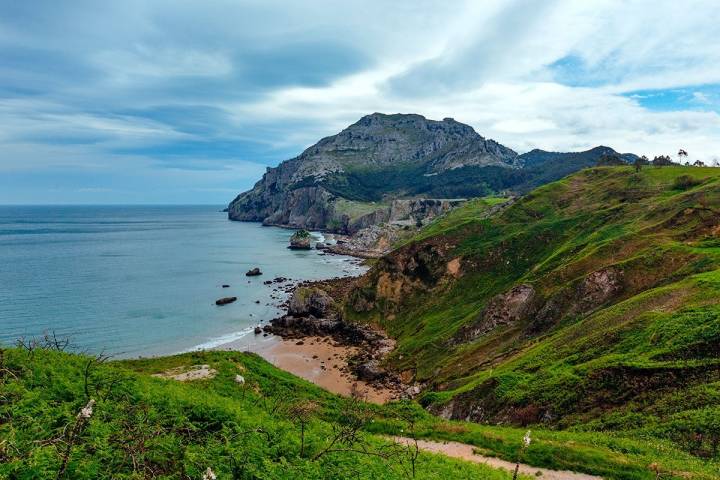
[180,221,398,402]
[217,333,397,404]
[200,273,403,404]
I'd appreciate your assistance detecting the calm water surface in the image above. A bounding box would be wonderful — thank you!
[0,205,364,357]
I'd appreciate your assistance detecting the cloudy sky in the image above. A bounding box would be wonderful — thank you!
[1,0,719,204]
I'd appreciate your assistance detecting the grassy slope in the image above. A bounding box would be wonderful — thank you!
[346,166,720,466]
[316,149,619,202]
[3,347,716,480]
[0,348,529,480]
[4,166,720,479]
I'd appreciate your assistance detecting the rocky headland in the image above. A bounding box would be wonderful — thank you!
[227,112,635,259]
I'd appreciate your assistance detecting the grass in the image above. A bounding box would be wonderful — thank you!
[5,165,720,479]
[0,347,529,480]
[3,346,717,479]
[404,195,510,244]
[345,165,720,471]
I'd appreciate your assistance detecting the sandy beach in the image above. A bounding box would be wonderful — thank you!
[218,333,395,404]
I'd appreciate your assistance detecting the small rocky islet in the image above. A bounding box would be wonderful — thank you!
[287,229,312,250]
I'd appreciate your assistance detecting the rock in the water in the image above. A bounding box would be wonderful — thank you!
[288,229,312,250]
[215,296,237,306]
[222,284,230,288]
[315,242,327,250]
[246,267,262,276]
[254,326,262,335]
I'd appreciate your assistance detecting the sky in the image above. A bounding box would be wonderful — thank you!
[1,0,719,204]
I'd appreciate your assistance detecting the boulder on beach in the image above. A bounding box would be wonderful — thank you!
[288,229,312,250]
[246,267,262,276]
[356,360,385,381]
[215,296,237,306]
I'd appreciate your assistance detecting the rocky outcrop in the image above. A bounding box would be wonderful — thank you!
[287,287,338,319]
[530,266,624,332]
[348,241,456,313]
[246,268,262,276]
[388,198,466,224]
[228,113,517,231]
[288,229,312,250]
[326,224,406,258]
[455,285,538,343]
[344,198,468,234]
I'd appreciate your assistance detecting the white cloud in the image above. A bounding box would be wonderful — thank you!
[93,46,233,81]
[1,0,720,203]
[230,0,720,161]
[692,91,711,104]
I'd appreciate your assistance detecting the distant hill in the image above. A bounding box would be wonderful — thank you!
[227,113,634,232]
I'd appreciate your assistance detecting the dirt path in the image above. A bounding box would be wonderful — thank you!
[391,437,602,480]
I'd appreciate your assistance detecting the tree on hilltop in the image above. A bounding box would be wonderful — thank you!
[678,149,688,163]
[652,155,674,167]
[596,154,625,166]
[634,155,649,173]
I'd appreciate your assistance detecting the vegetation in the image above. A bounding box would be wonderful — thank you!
[317,148,634,202]
[5,165,720,479]
[1,347,528,479]
[292,229,311,238]
[332,198,388,223]
[346,166,720,476]
[4,345,718,479]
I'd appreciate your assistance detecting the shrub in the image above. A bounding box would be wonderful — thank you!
[672,175,701,190]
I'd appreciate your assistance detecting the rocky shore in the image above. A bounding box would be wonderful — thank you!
[262,278,411,400]
[324,224,406,258]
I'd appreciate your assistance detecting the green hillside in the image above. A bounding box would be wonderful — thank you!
[4,165,720,479]
[1,347,526,479]
[3,347,717,479]
[346,166,720,462]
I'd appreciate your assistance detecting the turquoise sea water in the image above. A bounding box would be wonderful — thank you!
[0,206,364,358]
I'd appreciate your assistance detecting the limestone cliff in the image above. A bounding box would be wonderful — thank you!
[227,113,517,231]
[228,113,632,232]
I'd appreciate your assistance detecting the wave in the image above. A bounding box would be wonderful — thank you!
[310,231,325,243]
[183,326,257,353]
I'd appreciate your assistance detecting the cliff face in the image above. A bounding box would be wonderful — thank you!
[345,198,467,233]
[227,113,517,231]
[228,113,633,232]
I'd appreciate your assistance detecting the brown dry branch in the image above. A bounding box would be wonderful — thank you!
[288,400,319,457]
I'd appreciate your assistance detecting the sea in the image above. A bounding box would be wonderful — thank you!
[0,205,365,358]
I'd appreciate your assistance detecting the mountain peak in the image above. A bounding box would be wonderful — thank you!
[227,113,634,231]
